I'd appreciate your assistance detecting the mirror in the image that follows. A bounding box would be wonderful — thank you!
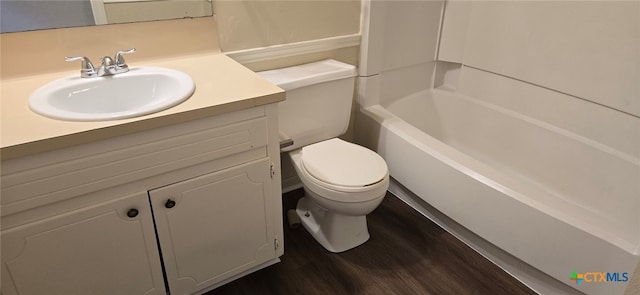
[0,0,213,33]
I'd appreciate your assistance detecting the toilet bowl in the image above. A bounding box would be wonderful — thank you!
[257,60,390,252]
[289,138,388,252]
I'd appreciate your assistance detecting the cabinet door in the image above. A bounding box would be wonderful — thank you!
[149,158,278,295]
[1,192,166,295]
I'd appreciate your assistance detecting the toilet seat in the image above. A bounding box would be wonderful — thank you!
[299,138,388,194]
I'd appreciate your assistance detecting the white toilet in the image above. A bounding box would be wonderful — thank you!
[258,59,389,253]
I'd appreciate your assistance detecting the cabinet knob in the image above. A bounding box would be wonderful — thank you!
[165,199,176,209]
[127,208,139,218]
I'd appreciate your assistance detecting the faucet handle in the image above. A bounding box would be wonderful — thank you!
[101,56,115,67]
[114,48,136,68]
[97,56,116,76]
[65,56,97,78]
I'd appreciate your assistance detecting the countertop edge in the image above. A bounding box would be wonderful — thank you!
[1,92,284,161]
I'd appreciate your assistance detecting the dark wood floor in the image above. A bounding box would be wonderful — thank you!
[208,189,537,295]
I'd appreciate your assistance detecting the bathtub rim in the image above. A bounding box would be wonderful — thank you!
[384,88,640,165]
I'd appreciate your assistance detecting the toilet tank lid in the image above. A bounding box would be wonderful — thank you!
[256,59,356,91]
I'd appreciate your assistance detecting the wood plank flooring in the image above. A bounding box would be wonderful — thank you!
[207,189,537,295]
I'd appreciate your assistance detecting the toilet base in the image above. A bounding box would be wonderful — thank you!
[295,197,370,253]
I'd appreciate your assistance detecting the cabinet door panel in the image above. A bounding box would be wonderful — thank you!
[150,158,276,295]
[1,192,165,295]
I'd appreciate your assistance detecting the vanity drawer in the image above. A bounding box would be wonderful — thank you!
[1,108,270,216]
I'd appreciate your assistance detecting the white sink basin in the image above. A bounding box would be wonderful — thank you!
[29,67,195,121]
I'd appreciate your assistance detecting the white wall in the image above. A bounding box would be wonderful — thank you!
[359,0,444,107]
[440,1,639,117]
[438,0,640,158]
[360,0,443,76]
[213,0,360,52]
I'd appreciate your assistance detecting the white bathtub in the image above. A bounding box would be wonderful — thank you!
[356,88,640,294]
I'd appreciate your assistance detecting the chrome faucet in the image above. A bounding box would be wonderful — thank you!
[65,48,136,78]
[64,56,97,78]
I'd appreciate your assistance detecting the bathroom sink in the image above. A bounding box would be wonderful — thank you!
[29,67,195,121]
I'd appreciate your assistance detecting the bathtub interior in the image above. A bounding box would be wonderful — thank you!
[382,87,640,255]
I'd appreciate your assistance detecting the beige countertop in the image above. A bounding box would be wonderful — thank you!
[0,53,284,160]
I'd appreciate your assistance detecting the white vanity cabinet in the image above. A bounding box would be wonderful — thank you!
[149,158,279,294]
[1,105,284,295]
[1,192,166,295]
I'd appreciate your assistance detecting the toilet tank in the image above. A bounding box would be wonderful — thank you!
[257,60,357,151]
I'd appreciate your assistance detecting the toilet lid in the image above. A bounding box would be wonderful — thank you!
[301,138,388,188]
